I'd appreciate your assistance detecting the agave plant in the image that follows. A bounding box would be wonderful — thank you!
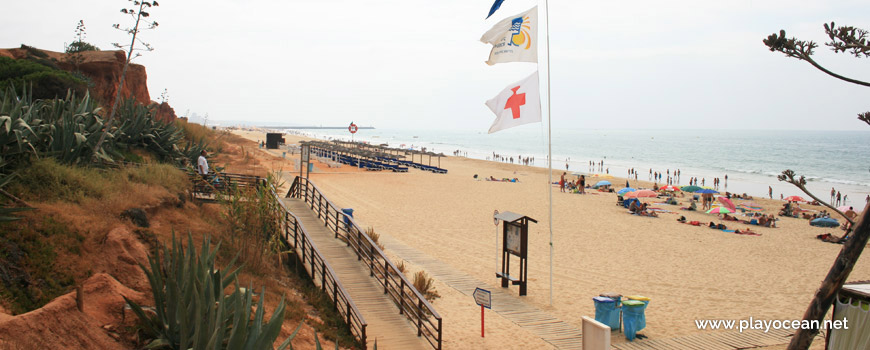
[125,232,296,350]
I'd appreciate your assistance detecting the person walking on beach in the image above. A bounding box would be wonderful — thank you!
[769,186,773,199]
[831,188,836,203]
[579,175,586,194]
[724,174,728,189]
[836,191,841,206]
[560,172,566,193]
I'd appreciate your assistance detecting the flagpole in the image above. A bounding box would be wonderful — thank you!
[543,0,553,306]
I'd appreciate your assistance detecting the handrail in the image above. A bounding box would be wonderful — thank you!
[269,186,368,347]
[186,172,368,347]
[287,176,443,350]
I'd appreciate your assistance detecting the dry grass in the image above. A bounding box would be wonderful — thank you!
[412,270,440,302]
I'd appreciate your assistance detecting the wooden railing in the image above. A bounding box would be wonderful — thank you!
[187,172,369,347]
[287,176,443,350]
[189,171,264,200]
[271,187,368,347]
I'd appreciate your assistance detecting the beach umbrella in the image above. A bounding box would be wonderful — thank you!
[784,195,805,202]
[717,197,737,211]
[681,185,702,192]
[659,185,680,192]
[626,190,657,198]
[836,205,861,213]
[618,187,636,195]
[695,189,719,194]
[707,207,734,214]
[595,180,612,187]
[810,217,839,228]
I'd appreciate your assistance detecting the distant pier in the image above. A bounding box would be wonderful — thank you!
[262,126,376,130]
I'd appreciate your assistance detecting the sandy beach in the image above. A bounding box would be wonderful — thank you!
[234,129,866,349]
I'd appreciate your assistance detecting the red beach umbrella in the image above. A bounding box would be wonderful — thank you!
[784,196,805,202]
[659,185,681,192]
[626,189,658,198]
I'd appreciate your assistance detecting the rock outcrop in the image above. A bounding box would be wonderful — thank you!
[0,46,176,122]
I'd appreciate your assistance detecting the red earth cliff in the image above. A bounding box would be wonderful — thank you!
[0,47,176,122]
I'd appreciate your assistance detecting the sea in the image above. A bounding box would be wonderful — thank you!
[278,127,870,208]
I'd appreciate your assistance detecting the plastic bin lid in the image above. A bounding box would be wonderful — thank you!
[626,295,650,301]
[600,292,622,298]
[622,300,645,307]
[593,296,615,303]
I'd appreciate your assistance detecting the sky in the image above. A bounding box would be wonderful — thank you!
[3,0,869,131]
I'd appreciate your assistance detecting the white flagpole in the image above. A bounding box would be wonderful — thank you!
[543,0,553,306]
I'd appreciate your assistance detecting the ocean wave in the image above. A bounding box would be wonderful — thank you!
[819,178,870,187]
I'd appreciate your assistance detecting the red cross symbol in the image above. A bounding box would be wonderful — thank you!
[504,86,525,119]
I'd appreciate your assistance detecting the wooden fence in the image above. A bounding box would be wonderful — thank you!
[288,176,443,350]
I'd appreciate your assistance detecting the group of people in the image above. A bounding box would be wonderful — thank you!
[487,152,535,166]
[559,172,586,194]
[629,200,658,217]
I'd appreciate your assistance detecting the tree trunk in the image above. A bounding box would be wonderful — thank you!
[787,201,870,349]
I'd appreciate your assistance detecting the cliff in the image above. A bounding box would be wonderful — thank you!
[0,46,176,121]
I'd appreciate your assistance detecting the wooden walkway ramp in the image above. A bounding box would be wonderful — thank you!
[283,198,428,350]
[381,237,584,349]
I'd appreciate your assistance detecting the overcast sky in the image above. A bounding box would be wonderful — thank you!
[4,0,869,131]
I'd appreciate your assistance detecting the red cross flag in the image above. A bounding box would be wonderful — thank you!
[485,71,541,133]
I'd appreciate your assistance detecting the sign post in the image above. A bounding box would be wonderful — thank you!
[473,287,492,337]
[300,143,311,179]
[494,211,537,296]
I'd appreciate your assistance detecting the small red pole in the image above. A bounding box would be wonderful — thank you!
[481,305,485,337]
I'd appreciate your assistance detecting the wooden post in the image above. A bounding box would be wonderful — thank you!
[384,260,390,294]
[788,203,870,349]
[76,284,84,312]
[417,300,424,336]
[400,279,405,314]
[321,261,326,291]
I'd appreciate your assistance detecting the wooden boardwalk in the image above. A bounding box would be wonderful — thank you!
[612,328,792,350]
[382,237,584,349]
[283,198,428,350]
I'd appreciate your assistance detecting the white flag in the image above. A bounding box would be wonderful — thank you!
[485,71,541,134]
[480,6,538,66]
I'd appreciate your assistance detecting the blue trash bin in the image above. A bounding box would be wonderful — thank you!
[593,297,620,330]
[622,300,646,341]
[626,295,650,330]
[341,208,354,228]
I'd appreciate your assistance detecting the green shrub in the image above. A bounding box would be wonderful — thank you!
[126,232,296,350]
[9,158,110,202]
[122,163,189,195]
[0,57,86,100]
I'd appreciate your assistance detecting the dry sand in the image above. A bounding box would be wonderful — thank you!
[235,129,867,349]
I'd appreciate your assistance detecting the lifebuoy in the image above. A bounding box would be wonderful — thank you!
[348,123,358,134]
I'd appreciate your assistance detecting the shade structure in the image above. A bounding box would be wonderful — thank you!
[659,185,680,192]
[784,195,805,202]
[618,187,636,195]
[681,185,702,192]
[595,180,612,187]
[707,207,734,214]
[695,189,719,194]
[626,189,658,198]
